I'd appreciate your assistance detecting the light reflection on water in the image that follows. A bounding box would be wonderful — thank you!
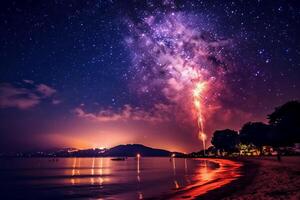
[172,159,242,199]
[0,157,242,199]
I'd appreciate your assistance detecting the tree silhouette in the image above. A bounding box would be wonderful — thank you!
[211,129,239,154]
[239,122,271,153]
[268,101,300,147]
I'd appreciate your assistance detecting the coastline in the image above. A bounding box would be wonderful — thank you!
[198,156,300,200]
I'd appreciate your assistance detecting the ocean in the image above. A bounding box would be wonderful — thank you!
[0,157,242,199]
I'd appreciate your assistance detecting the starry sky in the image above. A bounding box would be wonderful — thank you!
[0,0,299,153]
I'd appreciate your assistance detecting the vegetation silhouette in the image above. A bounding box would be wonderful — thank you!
[211,129,239,154]
[209,100,300,160]
[239,122,271,153]
[268,101,300,146]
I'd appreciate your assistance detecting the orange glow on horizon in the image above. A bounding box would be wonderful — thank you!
[40,130,191,153]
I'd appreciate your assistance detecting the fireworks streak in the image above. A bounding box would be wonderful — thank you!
[193,82,207,154]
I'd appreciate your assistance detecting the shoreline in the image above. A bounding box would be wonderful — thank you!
[196,158,258,200]
[198,156,300,200]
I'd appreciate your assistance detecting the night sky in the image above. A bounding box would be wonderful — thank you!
[0,0,299,153]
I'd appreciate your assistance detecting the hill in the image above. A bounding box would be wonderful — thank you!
[104,144,183,157]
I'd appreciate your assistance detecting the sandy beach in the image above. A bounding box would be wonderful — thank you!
[199,156,300,200]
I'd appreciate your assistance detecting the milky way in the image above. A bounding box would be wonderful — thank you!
[125,11,234,141]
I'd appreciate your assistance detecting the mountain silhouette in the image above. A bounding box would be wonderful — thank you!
[5,144,185,157]
[104,144,183,157]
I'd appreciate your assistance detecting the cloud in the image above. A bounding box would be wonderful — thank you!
[36,84,56,97]
[23,79,34,84]
[52,99,62,105]
[0,83,40,109]
[73,104,171,123]
[0,82,57,110]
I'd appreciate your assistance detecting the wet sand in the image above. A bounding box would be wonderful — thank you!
[198,156,300,200]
